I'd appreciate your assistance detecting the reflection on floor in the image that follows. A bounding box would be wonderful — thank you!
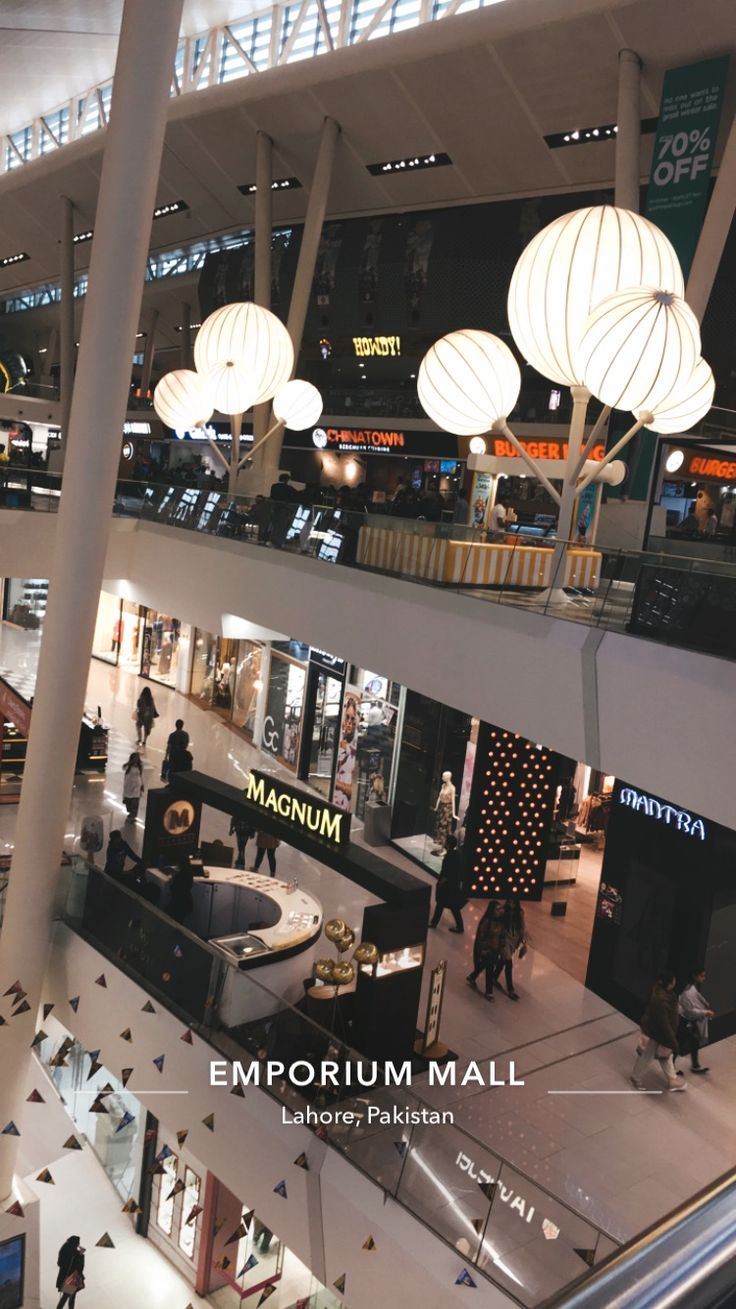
[1,621,733,1257]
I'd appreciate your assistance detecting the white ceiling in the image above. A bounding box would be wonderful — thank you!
[0,0,268,135]
[0,0,732,358]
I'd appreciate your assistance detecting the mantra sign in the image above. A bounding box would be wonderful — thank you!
[619,787,706,840]
[245,770,351,846]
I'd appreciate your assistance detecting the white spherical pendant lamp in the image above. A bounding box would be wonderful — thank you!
[507,205,685,387]
[417,330,521,436]
[206,362,256,416]
[153,369,213,430]
[273,379,323,431]
[576,287,700,415]
[194,302,294,405]
[644,357,715,435]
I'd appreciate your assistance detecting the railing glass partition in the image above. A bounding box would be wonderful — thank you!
[5,469,736,660]
[59,858,619,1306]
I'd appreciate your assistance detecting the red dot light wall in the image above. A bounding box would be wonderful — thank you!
[464,723,557,902]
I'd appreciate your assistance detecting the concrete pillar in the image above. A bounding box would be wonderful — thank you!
[59,196,75,451]
[686,110,736,323]
[615,49,642,212]
[0,0,184,1201]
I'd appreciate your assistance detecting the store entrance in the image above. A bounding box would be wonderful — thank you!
[303,667,342,797]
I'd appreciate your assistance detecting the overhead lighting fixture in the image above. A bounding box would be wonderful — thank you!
[0,251,30,267]
[73,230,94,245]
[175,322,201,332]
[238,177,302,195]
[153,200,189,218]
[665,449,685,474]
[545,118,658,149]
[367,152,451,176]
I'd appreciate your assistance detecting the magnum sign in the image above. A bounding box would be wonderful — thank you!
[245,771,351,847]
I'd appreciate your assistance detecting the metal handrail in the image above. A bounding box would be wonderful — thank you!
[541,1168,736,1309]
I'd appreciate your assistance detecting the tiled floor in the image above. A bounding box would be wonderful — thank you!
[1,621,735,1259]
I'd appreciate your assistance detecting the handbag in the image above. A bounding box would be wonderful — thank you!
[62,1270,85,1294]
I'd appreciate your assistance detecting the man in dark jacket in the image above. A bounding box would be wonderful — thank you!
[165,719,190,775]
[429,836,465,933]
[631,972,686,1091]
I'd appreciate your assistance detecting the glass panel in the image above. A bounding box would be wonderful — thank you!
[213,637,239,716]
[142,610,183,686]
[262,654,306,770]
[178,1166,201,1257]
[92,591,122,665]
[307,672,342,797]
[232,641,263,738]
[156,1153,179,1236]
[190,628,217,702]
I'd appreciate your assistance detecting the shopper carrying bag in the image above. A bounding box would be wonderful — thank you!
[56,1235,85,1307]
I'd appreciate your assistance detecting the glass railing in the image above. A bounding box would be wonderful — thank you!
[5,468,736,661]
[58,858,619,1306]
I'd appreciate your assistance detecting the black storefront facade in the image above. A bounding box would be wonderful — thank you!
[586,781,736,1041]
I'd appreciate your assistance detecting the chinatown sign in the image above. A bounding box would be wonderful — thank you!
[312,426,405,452]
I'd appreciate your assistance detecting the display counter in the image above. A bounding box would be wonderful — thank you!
[147,865,322,1026]
[357,524,601,590]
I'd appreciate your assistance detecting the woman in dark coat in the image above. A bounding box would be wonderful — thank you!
[466,900,506,1000]
[429,835,465,933]
[631,972,686,1090]
[56,1235,85,1308]
[135,685,158,747]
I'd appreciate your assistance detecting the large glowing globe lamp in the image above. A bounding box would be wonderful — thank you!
[153,369,213,430]
[206,362,256,416]
[644,357,715,435]
[417,330,521,436]
[576,287,700,416]
[273,380,323,431]
[507,206,685,387]
[194,302,294,406]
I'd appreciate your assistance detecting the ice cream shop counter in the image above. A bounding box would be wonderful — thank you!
[146,865,323,1021]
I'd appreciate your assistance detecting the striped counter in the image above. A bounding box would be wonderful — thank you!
[356,526,601,590]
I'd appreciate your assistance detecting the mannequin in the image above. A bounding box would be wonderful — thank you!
[431,771,458,854]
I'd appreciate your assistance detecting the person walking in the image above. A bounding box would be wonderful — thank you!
[679,968,714,1075]
[122,752,144,822]
[466,900,506,1000]
[105,830,143,884]
[631,972,686,1091]
[55,1235,85,1308]
[163,718,190,778]
[253,830,280,876]
[230,816,255,870]
[494,896,528,1000]
[135,685,158,747]
[429,835,465,933]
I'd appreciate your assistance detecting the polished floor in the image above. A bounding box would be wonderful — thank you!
[1,621,734,1257]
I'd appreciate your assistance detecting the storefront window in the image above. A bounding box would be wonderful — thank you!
[390,691,473,874]
[92,591,123,665]
[232,641,264,738]
[142,610,183,686]
[38,1022,145,1206]
[3,578,48,630]
[262,652,306,770]
[156,1153,179,1236]
[178,1166,201,1258]
[119,599,144,673]
[212,637,239,718]
[353,671,401,820]
[190,629,218,702]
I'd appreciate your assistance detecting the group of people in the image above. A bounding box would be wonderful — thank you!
[429,835,528,1002]
[631,969,715,1091]
[123,710,193,823]
[229,815,281,875]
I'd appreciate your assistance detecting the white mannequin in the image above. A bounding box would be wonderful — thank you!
[431,770,458,854]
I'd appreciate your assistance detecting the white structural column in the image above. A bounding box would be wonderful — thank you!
[543,385,590,602]
[615,49,642,212]
[249,130,274,485]
[0,0,184,1202]
[687,110,736,323]
[59,195,76,450]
